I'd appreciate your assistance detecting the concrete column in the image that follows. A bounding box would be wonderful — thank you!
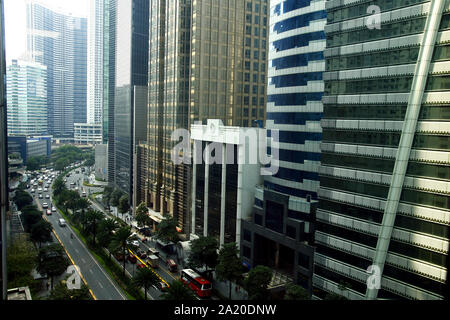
[191,141,197,236]
[220,143,227,246]
[235,144,244,248]
[203,144,209,237]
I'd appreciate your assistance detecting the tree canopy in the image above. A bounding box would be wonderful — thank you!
[154,214,179,243]
[161,280,195,300]
[188,236,218,274]
[215,242,244,299]
[244,265,273,300]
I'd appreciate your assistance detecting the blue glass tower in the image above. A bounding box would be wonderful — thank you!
[241,0,326,295]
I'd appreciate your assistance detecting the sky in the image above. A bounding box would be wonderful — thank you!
[4,0,89,62]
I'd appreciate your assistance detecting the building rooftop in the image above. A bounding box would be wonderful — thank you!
[7,287,32,300]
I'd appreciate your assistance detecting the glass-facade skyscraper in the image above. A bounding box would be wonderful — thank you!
[6,59,47,136]
[113,0,149,197]
[241,0,326,294]
[26,1,87,138]
[314,0,450,300]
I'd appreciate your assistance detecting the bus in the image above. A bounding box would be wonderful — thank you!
[180,269,212,298]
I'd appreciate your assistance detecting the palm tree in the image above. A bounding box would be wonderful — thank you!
[86,210,104,245]
[161,280,195,300]
[110,226,133,275]
[98,219,118,259]
[132,268,160,300]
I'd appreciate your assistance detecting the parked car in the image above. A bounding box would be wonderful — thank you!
[127,254,137,264]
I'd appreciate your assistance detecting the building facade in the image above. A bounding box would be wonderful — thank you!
[113,0,149,198]
[26,1,87,138]
[95,143,108,181]
[74,122,103,145]
[103,0,116,185]
[6,60,47,136]
[141,0,269,235]
[87,0,104,125]
[314,0,450,300]
[241,0,326,295]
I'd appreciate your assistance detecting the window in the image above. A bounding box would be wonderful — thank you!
[265,200,284,233]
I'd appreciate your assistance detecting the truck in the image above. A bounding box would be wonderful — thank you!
[147,255,159,269]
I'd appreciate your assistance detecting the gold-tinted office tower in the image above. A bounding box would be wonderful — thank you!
[141,0,269,235]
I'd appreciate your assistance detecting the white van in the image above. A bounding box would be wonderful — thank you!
[58,219,66,227]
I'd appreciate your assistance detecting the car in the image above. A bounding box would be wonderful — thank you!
[38,194,43,199]
[154,281,168,292]
[38,188,43,193]
[44,188,48,192]
[46,209,52,216]
[147,248,159,257]
[137,263,146,269]
[127,255,137,264]
[58,219,66,227]
[70,182,75,186]
[64,179,67,182]
[131,240,139,247]
[52,207,57,212]
[166,259,178,273]
[45,194,50,199]
[30,189,35,193]
[136,249,147,259]
[114,253,125,261]
[42,202,48,208]
[26,184,30,189]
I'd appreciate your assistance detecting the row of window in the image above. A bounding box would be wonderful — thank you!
[270,31,326,52]
[274,167,320,183]
[319,198,449,238]
[320,176,450,210]
[321,152,450,180]
[270,0,313,17]
[326,44,449,72]
[322,129,450,151]
[269,71,322,88]
[267,92,323,106]
[264,181,318,200]
[327,0,427,24]
[271,10,327,35]
[270,130,322,144]
[316,221,448,267]
[269,51,324,70]
[325,75,450,95]
[267,112,322,125]
[323,104,450,121]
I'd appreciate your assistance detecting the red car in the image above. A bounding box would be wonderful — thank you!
[137,263,146,269]
[128,254,137,264]
[46,209,52,216]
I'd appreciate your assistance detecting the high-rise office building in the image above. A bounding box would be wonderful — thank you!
[103,0,116,182]
[26,1,87,138]
[0,0,8,300]
[141,0,269,235]
[6,59,47,136]
[113,0,149,198]
[241,0,326,294]
[87,0,104,125]
[314,0,450,300]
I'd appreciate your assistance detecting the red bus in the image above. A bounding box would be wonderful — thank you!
[180,269,212,298]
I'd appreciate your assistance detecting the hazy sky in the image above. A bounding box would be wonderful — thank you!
[4,0,89,62]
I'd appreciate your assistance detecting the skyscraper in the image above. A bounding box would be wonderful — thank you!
[103,0,116,182]
[141,0,269,235]
[314,0,450,300]
[87,0,104,125]
[113,0,149,198]
[6,59,47,136]
[26,1,87,138]
[241,0,326,294]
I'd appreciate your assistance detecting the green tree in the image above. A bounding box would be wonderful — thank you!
[102,186,114,210]
[215,242,244,299]
[244,265,273,300]
[118,194,130,215]
[37,243,70,289]
[132,267,160,300]
[188,236,218,275]
[21,205,43,232]
[110,189,123,207]
[85,209,104,245]
[154,214,179,243]
[52,178,67,197]
[30,219,53,247]
[13,191,33,210]
[48,280,92,300]
[98,218,118,259]
[284,283,309,300]
[161,280,195,300]
[55,157,70,171]
[7,234,38,290]
[135,202,151,227]
[26,156,40,171]
[109,226,133,276]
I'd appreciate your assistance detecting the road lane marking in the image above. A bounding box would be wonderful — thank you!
[98,282,104,289]
[81,258,86,263]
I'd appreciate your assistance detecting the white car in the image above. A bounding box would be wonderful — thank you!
[52,207,57,212]
[44,188,48,192]
[42,202,48,209]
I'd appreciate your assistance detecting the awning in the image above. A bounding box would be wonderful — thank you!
[147,208,164,223]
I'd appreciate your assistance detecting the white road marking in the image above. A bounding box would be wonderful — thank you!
[98,282,104,289]
[75,248,80,254]
[81,258,86,263]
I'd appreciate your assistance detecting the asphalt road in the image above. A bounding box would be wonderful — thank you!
[30,184,127,300]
